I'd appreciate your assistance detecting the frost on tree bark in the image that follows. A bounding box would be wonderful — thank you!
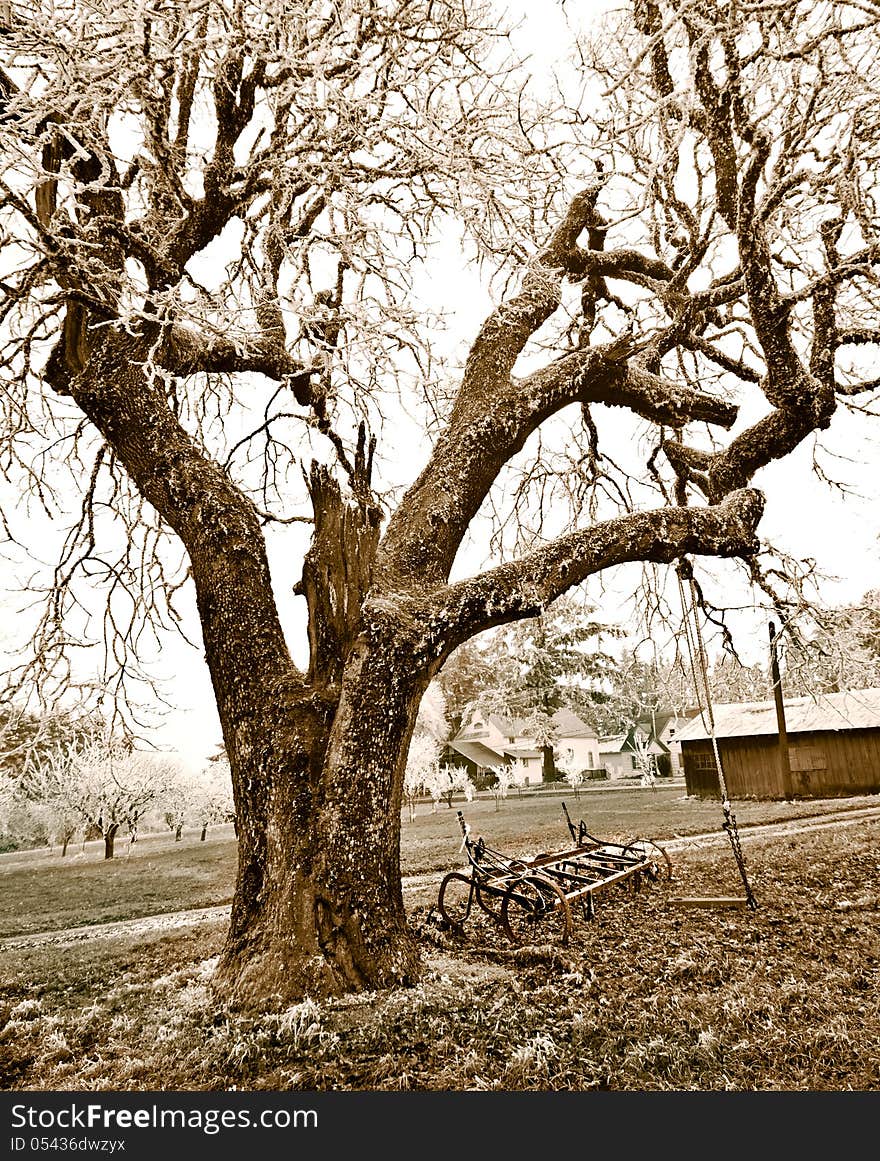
[56,291,764,1007]
[3,1,879,1009]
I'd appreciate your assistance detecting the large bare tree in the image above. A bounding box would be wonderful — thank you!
[2,0,879,1008]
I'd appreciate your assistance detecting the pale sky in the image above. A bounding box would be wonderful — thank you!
[2,0,878,769]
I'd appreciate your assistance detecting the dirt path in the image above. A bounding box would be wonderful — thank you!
[3,804,878,953]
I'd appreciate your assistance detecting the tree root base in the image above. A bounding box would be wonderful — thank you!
[211,934,424,1013]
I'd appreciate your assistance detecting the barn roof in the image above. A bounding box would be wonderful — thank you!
[636,709,702,738]
[674,688,880,742]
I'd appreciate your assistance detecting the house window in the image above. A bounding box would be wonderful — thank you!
[691,750,717,772]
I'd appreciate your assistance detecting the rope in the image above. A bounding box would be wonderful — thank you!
[676,560,758,911]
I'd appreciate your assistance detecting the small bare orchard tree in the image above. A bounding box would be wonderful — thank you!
[163,780,188,842]
[3,0,880,1007]
[489,764,508,812]
[556,757,584,801]
[566,770,584,800]
[14,758,81,855]
[631,730,658,790]
[402,733,440,823]
[0,738,73,853]
[0,705,108,852]
[508,758,533,800]
[158,762,234,840]
[190,760,236,842]
[32,734,176,859]
[423,762,473,813]
[47,803,79,856]
[489,759,531,811]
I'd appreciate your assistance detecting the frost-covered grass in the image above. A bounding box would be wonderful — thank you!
[1,816,878,1091]
[396,785,880,877]
[2,786,875,940]
[0,827,238,938]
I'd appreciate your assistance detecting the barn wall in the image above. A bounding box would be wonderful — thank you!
[682,729,880,799]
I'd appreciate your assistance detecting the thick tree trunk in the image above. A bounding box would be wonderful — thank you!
[542,744,556,783]
[209,454,426,1011]
[211,636,427,1011]
[103,825,118,860]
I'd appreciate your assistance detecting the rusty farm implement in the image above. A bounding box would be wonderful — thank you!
[437,802,672,945]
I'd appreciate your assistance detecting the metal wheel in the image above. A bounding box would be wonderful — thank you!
[472,858,528,920]
[474,882,504,919]
[623,838,673,881]
[500,874,573,946]
[437,872,474,928]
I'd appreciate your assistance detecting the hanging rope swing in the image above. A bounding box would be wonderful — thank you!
[674,558,759,911]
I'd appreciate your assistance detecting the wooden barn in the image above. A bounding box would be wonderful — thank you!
[674,688,880,800]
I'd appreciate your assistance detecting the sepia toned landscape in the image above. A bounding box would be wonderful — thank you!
[2,0,880,1103]
[3,788,878,1090]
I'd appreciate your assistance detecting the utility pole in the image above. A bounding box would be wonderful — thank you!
[768,621,793,800]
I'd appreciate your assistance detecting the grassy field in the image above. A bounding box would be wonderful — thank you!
[1,786,878,1091]
[1,783,876,938]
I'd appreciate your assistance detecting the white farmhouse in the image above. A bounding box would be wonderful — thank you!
[444,706,599,783]
[551,707,601,773]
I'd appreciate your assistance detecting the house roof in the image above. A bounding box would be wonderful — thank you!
[598,733,630,753]
[445,739,542,766]
[551,707,598,739]
[674,688,880,742]
[456,712,526,739]
[487,713,530,737]
[636,709,701,739]
[445,740,505,768]
[456,706,597,743]
[599,728,666,755]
